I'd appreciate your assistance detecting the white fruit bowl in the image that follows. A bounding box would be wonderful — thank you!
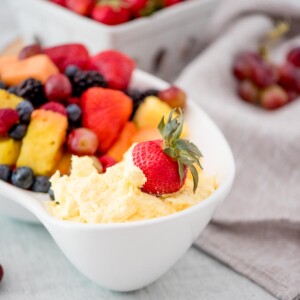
[9,0,219,80]
[0,69,234,291]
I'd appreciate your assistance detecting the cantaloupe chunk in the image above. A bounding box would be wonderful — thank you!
[52,151,72,175]
[0,138,21,165]
[16,109,68,175]
[107,122,137,162]
[1,54,59,86]
[0,89,23,109]
[0,55,18,74]
[133,96,189,138]
[132,127,162,143]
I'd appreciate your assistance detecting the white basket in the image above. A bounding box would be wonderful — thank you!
[10,0,219,80]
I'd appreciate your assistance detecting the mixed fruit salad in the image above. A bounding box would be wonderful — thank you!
[48,110,217,223]
[0,43,188,197]
[50,0,186,26]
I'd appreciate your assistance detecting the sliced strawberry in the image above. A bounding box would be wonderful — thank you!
[0,109,19,136]
[44,44,90,72]
[81,87,132,153]
[41,102,67,116]
[90,50,135,90]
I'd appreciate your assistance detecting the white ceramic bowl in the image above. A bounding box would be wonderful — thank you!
[0,70,235,291]
[10,0,219,80]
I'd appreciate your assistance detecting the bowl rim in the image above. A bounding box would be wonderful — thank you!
[0,69,235,230]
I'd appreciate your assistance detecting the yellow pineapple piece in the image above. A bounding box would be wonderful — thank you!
[52,151,72,175]
[133,96,189,137]
[0,89,23,109]
[16,109,68,175]
[0,138,21,165]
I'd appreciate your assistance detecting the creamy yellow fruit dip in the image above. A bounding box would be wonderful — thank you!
[48,150,217,223]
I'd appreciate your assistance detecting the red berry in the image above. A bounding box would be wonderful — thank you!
[132,140,187,195]
[0,109,19,136]
[19,44,43,60]
[238,80,259,104]
[91,5,131,25]
[65,0,94,16]
[41,102,67,116]
[158,86,186,109]
[90,50,135,90]
[260,85,289,110]
[67,128,99,156]
[278,63,300,92]
[287,47,300,67]
[0,264,3,282]
[44,74,72,102]
[232,52,261,81]
[98,155,117,172]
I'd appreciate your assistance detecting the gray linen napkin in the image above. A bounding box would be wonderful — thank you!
[176,3,300,299]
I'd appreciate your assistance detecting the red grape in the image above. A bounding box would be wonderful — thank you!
[287,47,300,67]
[158,86,186,109]
[44,74,72,102]
[260,85,289,110]
[67,128,99,156]
[238,80,259,104]
[278,63,300,92]
[19,44,43,60]
[0,264,3,282]
[232,52,261,80]
[251,61,279,88]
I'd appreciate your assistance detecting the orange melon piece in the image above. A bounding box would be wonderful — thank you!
[52,151,72,175]
[132,127,162,143]
[0,55,18,74]
[107,122,137,161]
[1,54,59,86]
[16,109,68,175]
[0,89,23,109]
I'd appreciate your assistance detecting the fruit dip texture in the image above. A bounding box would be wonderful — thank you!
[48,150,217,223]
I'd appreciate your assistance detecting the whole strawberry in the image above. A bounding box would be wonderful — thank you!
[90,50,135,90]
[132,109,202,195]
[91,2,131,25]
[0,109,19,136]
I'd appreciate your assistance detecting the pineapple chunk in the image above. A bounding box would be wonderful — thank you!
[133,96,189,137]
[0,89,23,109]
[17,109,68,175]
[0,138,21,165]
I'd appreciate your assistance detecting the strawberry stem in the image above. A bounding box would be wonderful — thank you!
[158,108,203,193]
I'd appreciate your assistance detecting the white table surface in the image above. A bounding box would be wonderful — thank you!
[0,1,276,299]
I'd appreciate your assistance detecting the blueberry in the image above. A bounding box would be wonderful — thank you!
[11,167,34,190]
[9,124,28,140]
[7,86,18,95]
[0,80,6,90]
[48,188,55,200]
[65,65,80,79]
[16,100,34,123]
[66,104,82,122]
[32,176,50,193]
[0,165,11,182]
